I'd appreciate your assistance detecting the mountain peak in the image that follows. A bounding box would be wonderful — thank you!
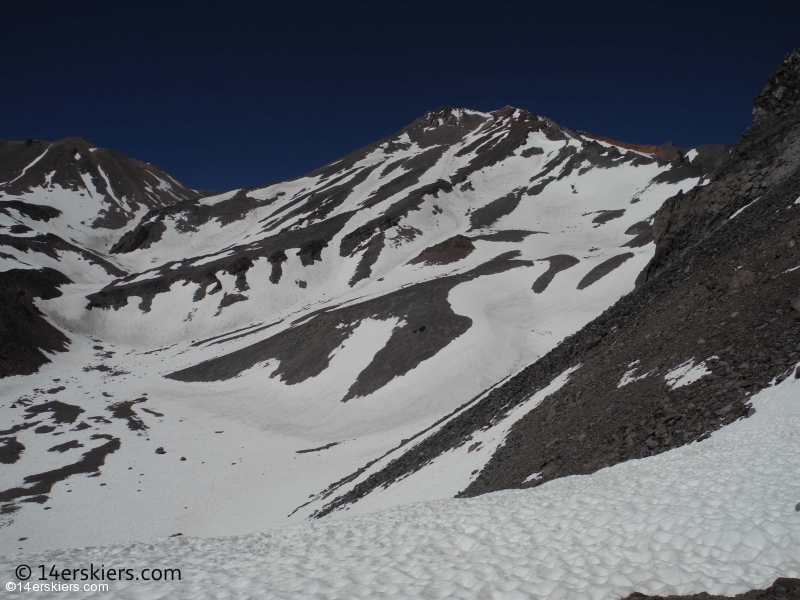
[411,106,489,129]
[0,135,201,232]
[753,47,800,121]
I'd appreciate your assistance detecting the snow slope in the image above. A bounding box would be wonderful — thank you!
[2,361,797,599]
[0,107,727,552]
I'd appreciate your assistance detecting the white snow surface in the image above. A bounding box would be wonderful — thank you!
[729,197,760,220]
[665,359,713,389]
[1,370,798,599]
[0,109,743,568]
[0,147,50,187]
[618,360,650,388]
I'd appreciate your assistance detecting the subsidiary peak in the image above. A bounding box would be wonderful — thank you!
[0,136,201,231]
[753,47,800,122]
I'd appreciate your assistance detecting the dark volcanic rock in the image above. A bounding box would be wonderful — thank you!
[625,578,800,600]
[0,199,62,222]
[408,235,475,266]
[47,440,84,453]
[25,401,84,425]
[643,49,799,283]
[591,209,626,226]
[109,216,168,253]
[0,434,120,503]
[296,442,340,454]
[468,189,526,230]
[107,398,148,431]
[622,221,654,248]
[470,230,542,243]
[348,232,386,287]
[297,239,328,266]
[753,49,800,121]
[0,437,24,464]
[532,255,580,293]
[0,268,72,378]
[576,252,635,289]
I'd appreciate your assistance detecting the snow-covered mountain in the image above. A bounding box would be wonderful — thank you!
[1,48,799,599]
[0,107,726,551]
[0,136,201,247]
[0,136,203,377]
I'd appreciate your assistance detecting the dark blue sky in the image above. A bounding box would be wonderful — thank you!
[2,1,798,192]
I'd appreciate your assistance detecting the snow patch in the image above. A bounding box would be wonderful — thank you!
[665,358,712,389]
[190,251,235,267]
[618,359,650,388]
[523,471,541,483]
[0,146,50,187]
[96,166,117,201]
[729,196,760,220]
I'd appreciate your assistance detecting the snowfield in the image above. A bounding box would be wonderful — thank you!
[2,368,798,599]
[5,109,790,598]
[1,109,726,554]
